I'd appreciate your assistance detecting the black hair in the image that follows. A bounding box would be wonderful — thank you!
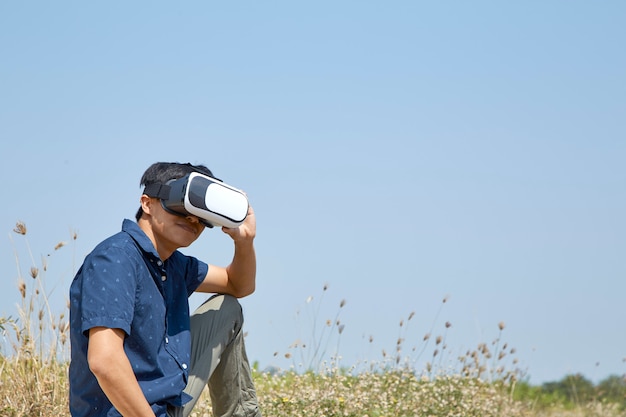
[135,162,214,221]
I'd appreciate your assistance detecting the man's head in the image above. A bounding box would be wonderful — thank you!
[135,162,214,222]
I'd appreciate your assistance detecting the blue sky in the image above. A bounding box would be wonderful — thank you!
[1,1,625,385]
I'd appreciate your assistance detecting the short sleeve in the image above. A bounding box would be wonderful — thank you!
[77,247,138,336]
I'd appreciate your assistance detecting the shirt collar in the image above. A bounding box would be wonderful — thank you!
[121,219,161,260]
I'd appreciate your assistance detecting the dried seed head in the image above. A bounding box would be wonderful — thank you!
[284,353,291,359]
[423,333,430,341]
[399,319,404,327]
[408,311,415,321]
[54,241,66,250]
[369,335,374,343]
[13,221,27,235]
[445,321,452,328]
[436,335,442,345]
[433,349,439,357]
[30,267,39,279]
[326,319,331,326]
[323,283,329,291]
[339,299,346,308]
[442,295,449,303]
[338,324,345,334]
[18,279,26,299]
[498,321,505,330]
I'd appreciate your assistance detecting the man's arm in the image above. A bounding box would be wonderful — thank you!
[196,206,257,298]
[88,327,155,417]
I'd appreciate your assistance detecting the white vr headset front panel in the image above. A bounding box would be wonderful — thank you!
[183,173,249,228]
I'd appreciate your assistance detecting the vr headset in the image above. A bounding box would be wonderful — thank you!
[143,172,249,228]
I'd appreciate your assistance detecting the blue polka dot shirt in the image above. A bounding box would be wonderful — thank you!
[69,219,208,417]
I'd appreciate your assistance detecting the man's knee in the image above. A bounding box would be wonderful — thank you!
[192,294,243,327]
[215,294,244,323]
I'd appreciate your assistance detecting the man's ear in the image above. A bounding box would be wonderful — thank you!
[140,195,155,215]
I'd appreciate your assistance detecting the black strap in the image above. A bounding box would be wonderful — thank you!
[143,183,171,199]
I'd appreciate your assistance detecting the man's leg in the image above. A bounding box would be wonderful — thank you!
[168,294,261,417]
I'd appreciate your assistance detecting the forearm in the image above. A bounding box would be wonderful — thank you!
[226,239,257,297]
[88,328,155,417]
[91,353,154,417]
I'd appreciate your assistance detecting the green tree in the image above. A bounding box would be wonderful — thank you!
[596,374,626,408]
[542,373,595,406]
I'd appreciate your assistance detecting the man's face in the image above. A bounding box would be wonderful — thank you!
[147,197,206,250]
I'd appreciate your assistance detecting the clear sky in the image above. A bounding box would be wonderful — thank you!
[1,1,624,385]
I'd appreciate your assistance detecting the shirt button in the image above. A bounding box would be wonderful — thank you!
[182,363,188,370]
[165,337,169,344]
[161,275,167,281]
[157,260,163,266]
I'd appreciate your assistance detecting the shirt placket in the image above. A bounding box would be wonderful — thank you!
[156,259,190,378]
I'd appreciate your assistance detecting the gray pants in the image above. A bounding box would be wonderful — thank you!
[168,294,261,417]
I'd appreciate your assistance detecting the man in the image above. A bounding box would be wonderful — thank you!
[69,162,261,417]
